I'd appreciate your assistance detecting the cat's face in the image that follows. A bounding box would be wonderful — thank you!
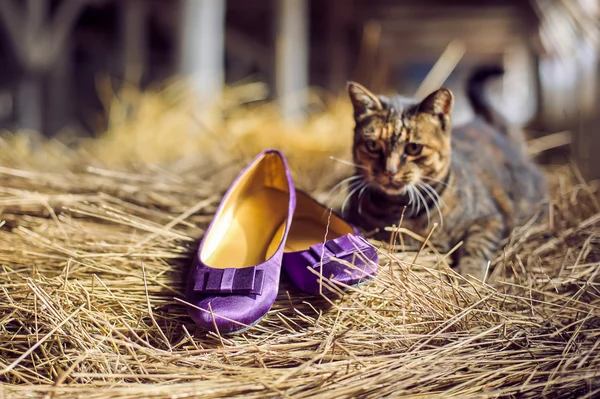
[348,82,454,196]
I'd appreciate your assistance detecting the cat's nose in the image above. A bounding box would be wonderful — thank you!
[385,156,399,175]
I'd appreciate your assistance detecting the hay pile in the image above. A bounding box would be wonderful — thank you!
[0,83,599,398]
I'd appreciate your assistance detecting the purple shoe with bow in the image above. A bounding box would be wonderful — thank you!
[185,150,295,334]
[283,191,378,295]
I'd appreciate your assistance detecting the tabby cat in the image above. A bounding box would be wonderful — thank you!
[345,67,547,280]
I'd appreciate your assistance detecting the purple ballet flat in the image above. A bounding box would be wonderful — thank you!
[283,191,378,295]
[185,150,295,334]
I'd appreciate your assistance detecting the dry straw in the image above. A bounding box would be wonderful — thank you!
[0,81,599,398]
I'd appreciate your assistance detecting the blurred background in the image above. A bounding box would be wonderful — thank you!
[0,0,598,178]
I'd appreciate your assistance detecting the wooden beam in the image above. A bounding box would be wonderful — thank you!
[367,0,522,9]
[414,40,466,99]
[379,19,523,35]
[366,5,519,20]
[381,35,518,55]
[383,47,506,64]
[379,23,522,48]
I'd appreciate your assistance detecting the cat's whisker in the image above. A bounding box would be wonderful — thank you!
[341,181,367,216]
[329,157,367,170]
[417,182,444,226]
[323,175,363,207]
[413,185,431,226]
[419,180,445,207]
[409,186,417,210]
[420,176,449,188]
[334,174,363,190]
[342,181,367,215]
[325,175,362,197]
[407,185,417,212]
[422,183,444,226]
[357,184,370,217]
[418,182,442,210]
[403,185,413,206]
[409,185,421,214]
[357,183,369,200]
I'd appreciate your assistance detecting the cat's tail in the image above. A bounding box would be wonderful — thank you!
[466,65,507,132]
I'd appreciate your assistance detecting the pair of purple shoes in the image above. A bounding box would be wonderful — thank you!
[185,150,378,334]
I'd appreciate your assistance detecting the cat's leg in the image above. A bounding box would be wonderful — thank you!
[457,216,505,281]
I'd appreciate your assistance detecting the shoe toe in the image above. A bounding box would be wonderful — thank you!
[284,238,378,295]
[308,258,377,294]
[187,290,275,334]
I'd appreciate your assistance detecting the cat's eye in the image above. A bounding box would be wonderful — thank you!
[405,143,423,156]
[364,139,381,152]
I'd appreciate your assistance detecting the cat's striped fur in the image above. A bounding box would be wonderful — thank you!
[346,67,547,280]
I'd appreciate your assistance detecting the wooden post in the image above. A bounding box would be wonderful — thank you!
[46,42,71,135]
[572,0,600,180]
[179,0,226,105]
[0,0,92,134]
[121,0,147,85]
[276,0,309,123]
[16,73,43,131]
[502,41,537,125]
[326,0,350,94]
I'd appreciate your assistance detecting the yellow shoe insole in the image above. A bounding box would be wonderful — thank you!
[284,192,354,253]
[201,188,289,268]
[284,217,334,252]
[201,188,355,269]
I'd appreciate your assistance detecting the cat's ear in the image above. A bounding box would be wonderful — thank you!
[419,88,454,116]
[347,82,383,119]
